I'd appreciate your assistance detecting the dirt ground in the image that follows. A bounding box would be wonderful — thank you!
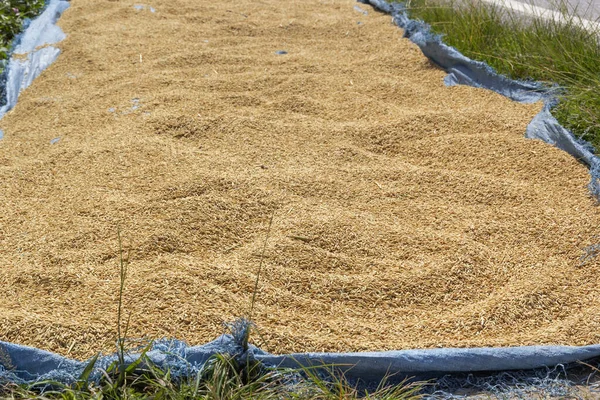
[0,0,599,361]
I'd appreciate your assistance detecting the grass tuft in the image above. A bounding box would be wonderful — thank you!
[0,353,426,399]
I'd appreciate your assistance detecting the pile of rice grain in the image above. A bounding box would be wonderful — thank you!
[0,0,599,360]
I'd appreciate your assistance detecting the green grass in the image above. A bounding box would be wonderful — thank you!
[398,0,600,150]
[0,0,46,61]
[5,353,425,399]
[0,350,426,399]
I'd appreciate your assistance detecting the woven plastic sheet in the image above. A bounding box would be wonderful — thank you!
[3,0,600,390]
[0,335,245,384]
[4,335,600,385]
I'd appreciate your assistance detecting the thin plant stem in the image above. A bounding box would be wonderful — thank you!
[248,210,275,322]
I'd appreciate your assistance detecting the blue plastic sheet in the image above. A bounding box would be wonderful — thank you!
[4,335,600,385]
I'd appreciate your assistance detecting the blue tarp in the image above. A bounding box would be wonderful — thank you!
[4,333,600,385]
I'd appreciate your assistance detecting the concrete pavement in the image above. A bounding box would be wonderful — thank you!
[488,0,600,30]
